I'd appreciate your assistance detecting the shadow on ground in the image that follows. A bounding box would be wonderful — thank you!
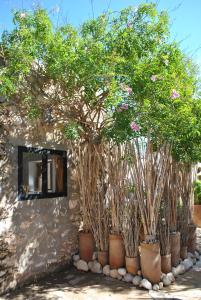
[1,266,201,300]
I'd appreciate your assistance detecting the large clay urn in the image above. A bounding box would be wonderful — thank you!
[140,241,161,284]
[109,234,125,269]
[79,231,95,262]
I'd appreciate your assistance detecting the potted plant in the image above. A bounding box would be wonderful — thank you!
[168,159,181,267]
[76,142,109,264]
[193,180,201,227]
[177,163,194,259]
[121,192,140,275]
[129,138,171,283]
[106,144,128,269]
[158,191,171,274]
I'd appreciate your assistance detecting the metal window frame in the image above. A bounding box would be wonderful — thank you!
[18,146,67,200]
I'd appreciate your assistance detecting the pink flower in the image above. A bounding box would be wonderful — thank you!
[20,12,26,19]
[130,122,140,132]
[126,87,132,94]
[121,103,129,110]
[151,75,158,82]
[171,89,180,99]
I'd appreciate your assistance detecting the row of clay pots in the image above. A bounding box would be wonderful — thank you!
[78,230,196,284]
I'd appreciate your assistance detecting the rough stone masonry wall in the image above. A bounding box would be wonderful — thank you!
[0,108,80,294]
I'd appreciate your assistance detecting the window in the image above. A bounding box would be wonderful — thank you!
[18,146,67,200]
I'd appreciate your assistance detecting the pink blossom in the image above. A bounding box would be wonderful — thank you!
[171,89,180,99]
[121,103,129,110]
[20,12,26,19]
[130,122,140,132]
[151,75,158,82]
[127,87,133,94]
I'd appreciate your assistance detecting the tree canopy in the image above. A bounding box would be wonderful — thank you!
[0,3,201,162]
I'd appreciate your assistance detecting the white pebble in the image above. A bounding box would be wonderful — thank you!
[110,269,119,279]
[91,261,102,274]
[73,254,80,262]
[88,261,93,270]
[123,273,133,283]
[166,272,175,283]
[133,275,142,286]
[187,252,195,259]
[153,284,160,291]
[76,260,89,272]
[172,264,185,276]
[181,258,193,271]
[159,282,164,289]
[103,265,110,276]
[140,278,152,290]
[118,268,127,276]
[162,275,171,286]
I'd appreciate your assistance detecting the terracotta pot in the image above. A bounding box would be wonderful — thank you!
[161,254,171,274]
[109,234,125,269]
[187,224,196,253]
[180,246,188,260]
[98,251,108,266]
[125,256,140,275]
[193,205,201,228]
[170,232,181,267]
[140,241,161,284]
[79,231,95,262]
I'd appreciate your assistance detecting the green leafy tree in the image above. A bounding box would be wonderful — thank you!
[0,3,200,161]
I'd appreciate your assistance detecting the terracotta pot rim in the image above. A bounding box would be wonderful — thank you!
[109,233,123,239]
[141,240,159,245]
[161,253,171,258]
[109,233,122,236]
[170,231,180,236]
[125,255,139,259]
[79,230,92,235]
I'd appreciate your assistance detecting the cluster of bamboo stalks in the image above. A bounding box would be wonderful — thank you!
[74,138,195,254]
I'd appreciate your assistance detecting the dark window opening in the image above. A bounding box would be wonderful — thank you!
[18,146,67,200]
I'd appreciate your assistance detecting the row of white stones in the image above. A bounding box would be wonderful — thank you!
[73,250,201,291]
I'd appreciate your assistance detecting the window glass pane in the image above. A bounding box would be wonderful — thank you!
[22,152,43,194]
[47,154,64,193]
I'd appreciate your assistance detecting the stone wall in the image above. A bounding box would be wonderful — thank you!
[0,109,80,294]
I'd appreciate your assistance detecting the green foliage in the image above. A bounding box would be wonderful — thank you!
[0,4,201,162]
[194,180,201,205]
[63,122,81,140]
